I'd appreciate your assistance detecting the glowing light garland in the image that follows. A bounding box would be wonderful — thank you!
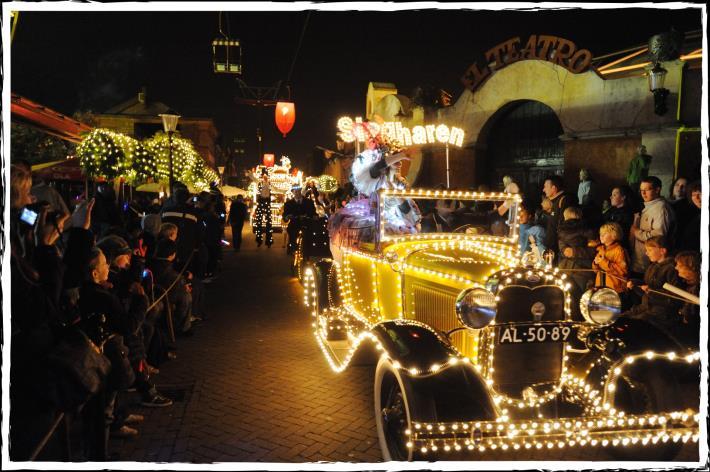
[77,128,131,180]
[77,128,217,188]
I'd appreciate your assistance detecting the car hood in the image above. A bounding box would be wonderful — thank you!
[404,246,507,283]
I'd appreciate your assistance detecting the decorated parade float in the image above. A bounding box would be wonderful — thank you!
[248,156,302,231]
[299,118,700,461]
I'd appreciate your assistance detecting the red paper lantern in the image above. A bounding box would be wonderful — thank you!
[263,153,275,167]
[275,101,296,137]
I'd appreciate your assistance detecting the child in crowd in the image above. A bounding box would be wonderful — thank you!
[673,250,700,345]
[536,197,553,230]
[592,222,630,294]
[622,236,682,332]
[558,206,596,289]
[518,201,546,258]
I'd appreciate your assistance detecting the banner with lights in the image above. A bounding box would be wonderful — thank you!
[337,116,465,147]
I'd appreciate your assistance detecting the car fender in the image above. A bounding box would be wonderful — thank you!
[606,317,689,353]
[371,321,497,422]
[582,317,699,397]
[303,259,333,313]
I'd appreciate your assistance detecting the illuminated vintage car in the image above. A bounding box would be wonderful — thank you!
[301,188,700,461]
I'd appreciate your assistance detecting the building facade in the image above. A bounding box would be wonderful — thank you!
[433,33,703,202]
[94,88,219,168]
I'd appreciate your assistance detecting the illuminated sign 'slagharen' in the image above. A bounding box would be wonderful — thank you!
[337,117,465,147]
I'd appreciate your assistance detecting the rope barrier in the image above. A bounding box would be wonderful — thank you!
[556,267,699,304]
[145,249,195,313]
[28,412,66,461]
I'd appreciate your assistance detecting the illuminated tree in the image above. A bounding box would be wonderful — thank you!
[77,128,217,189]
[76,128,130,180]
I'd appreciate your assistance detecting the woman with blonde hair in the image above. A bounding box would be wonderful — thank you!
[592,222,630,293]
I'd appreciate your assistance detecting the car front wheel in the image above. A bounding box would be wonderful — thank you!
[374,357,435,461]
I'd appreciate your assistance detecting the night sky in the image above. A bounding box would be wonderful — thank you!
[9,4,704,171]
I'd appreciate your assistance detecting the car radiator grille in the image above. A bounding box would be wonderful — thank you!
[410,283,474,357]
[490,285,566,397]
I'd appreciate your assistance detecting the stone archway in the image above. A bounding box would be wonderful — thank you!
[476,99,564,204]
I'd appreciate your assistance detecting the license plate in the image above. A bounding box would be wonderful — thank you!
[498,324,575,344]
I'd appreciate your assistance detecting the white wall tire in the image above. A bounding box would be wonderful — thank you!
[374,356,415,461]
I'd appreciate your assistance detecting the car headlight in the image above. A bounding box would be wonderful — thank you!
[579,288,622,325]
[456,288,497,329]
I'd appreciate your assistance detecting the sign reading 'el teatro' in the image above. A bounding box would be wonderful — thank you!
[462,35,593,92]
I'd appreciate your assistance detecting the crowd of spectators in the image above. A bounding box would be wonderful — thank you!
[429,172,702,346]
[9,162,226,461]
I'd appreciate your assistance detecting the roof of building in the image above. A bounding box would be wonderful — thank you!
[103,94,172,116]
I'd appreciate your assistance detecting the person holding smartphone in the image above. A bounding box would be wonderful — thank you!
[9,164,72,459]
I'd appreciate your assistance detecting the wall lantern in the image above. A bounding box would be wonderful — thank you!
[275,101,296,137]
[646,62,669,116]
[646,30,681,117]
[263,153,275,167]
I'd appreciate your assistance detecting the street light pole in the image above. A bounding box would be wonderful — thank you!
[160,111,181,196]
[168,131,174,193]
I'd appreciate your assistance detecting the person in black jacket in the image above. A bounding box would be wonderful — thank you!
[91,183,122,238]
[676,180,701,252]
[78,247,136,456]
[602,185,635,251]
[149,238,194,336]
[160,183,202,275]
[623,236,683,333]
[542,175,576,259]
[557,206,597,318]
[228,195,248,251]
[283,187,316,255]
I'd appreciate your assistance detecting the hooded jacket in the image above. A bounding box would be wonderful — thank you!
[592,241,630,293]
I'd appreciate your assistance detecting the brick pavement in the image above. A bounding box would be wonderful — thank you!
[110,227,700,465]
[111,228,381,463]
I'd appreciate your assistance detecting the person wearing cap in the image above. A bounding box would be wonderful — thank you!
[149,238,194,337]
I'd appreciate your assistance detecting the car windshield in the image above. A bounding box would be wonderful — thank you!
[378,189,519,242]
